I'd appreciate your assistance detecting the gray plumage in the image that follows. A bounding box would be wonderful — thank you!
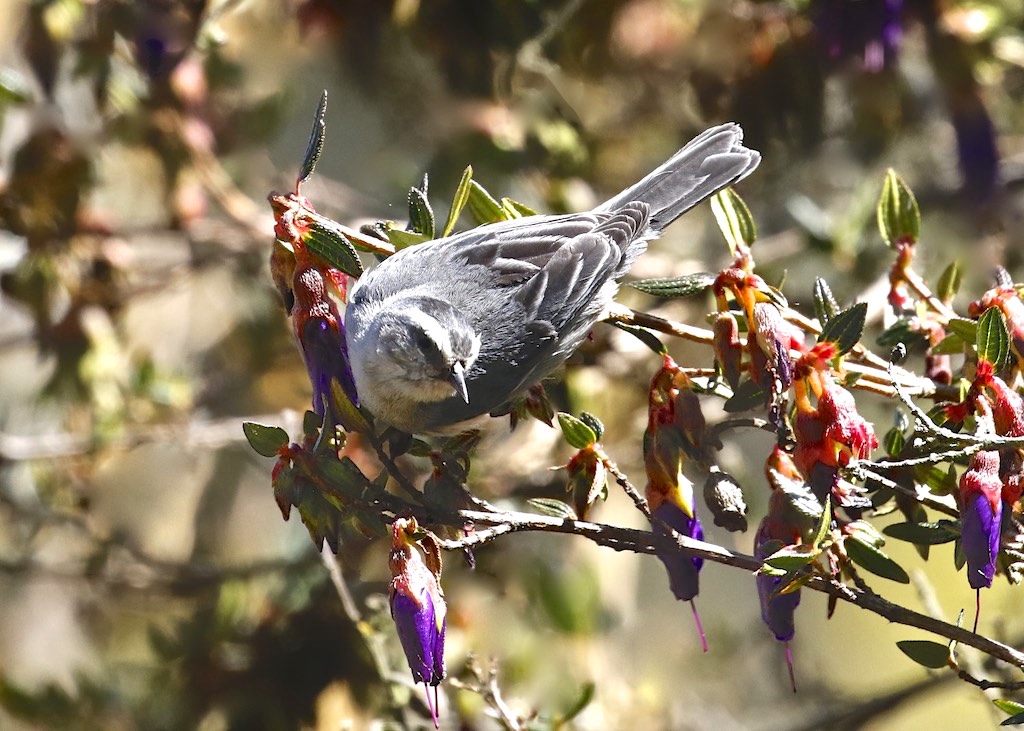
[345,123,760,434]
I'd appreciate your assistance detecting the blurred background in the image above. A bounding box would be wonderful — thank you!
[0,0,1023,729]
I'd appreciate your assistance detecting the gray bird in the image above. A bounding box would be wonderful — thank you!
[345,124,760,434]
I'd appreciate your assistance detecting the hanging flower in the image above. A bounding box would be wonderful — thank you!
[389,519,446,727]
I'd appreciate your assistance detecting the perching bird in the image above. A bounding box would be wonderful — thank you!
[344,124,760,434]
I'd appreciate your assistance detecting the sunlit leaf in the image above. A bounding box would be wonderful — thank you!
[303,217,363,276]
[819,302,867,355]
[947,317,978,343]
[527,498,576,520]
[936,259,963,303]
[467,179,507,224]
[877,169,920,247]
[711,187,757,255]
[813,277,839,325]
[558,413,597,449]
[408,183,435,239]
[977,306,1010,369]
[764,545,820,572]
[629,272,716,298]
[243,422,288,457]
[297,90,328,186]
[846,531,910,583]
[443,166,473,236]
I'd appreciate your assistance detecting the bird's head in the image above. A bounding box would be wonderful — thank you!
[372,299,480,404]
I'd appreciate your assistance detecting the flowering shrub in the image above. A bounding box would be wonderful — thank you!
[242,97,1024,727]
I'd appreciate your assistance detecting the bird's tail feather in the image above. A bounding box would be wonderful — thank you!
[598,124,760,232]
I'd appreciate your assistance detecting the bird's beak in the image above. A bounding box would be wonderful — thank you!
[449,361,470,403]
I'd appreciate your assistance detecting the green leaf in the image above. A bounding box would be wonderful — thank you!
[995,700,1024,717]
[764,545,820,572]
[297,90,328,186]
[0,68,34,105]
[711,187,757,255]
[385,225,431,250]
[466,180,507,224]
[501,197,538,218]
[329,378,372,434]
[629,272,716,298]
[876,318,929,350]
[528,498,577,520]
[884,521,960,545]
[558,682,596,724]
[947,317,978,343]
[813,277,839,326]
[932,332,967,355]
[896,640,950,669]
[443,166,473,237]
[936,259,963,303]
[407,184,435,239]
[846,531,911,583]
[876,169,920,247]
[557,413,598,450]
[579,412,605,441]
[242,422,288,457]
[818,302,867,355]
[977,306,1010,369]
[883,426,905,458]
[303,216,364,277]
[611,322,667,355]
[302,409,321,439]
[811,495,832,548]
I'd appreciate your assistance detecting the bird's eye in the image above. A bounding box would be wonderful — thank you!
[414,330,434,351]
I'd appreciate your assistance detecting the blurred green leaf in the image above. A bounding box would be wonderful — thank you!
[297,90,328,186]
[883,426,905,457]
[711,187,756,255]
[896,640,949,669]
[947,317,978,343]
[977,306,1010,369]
[877,318,929,350]
[936,259,963,303]
[558,413,597,449]
[813,277,839,325]
[243,422,288,457]
[877,169,920,247]
[611,321,668,355]
[932,332,967,355]
[819,302,867,355]
[629,272,715,298]
[723,379,766,412]
[884,521,959,545]
[443,166,473,236]
[329,378,371,434]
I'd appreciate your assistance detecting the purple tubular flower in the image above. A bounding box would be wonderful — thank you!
[755,527,802,643]
[299,316,359,415]
[389,520,446,727]
[959,450,1003,591]
[961,489,1001,590]
[652,501,703,602]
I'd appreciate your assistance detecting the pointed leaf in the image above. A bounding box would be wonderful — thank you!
[723,379,767,412]
[443,166,473,236]
[932,332,967,355]
[896,640,950,669]
[818,302,867,355]
[528,498,577,520]
[407,185,435,239]
[846,532,910,583]
[502,197,538,218]
[467,180,507,224]
[385,225,431,250]
[883,426,905,458]
[764,545,820,572]
[711,187,757,255]
[813,277,839,325]
[811,495,832,548]
[558,413,598,450]
[243,422,289,457]
[303,217,363,276]
[947,317,978,343]
[629,272,716,298]
[977,306,1010,369]
[877,169,920,247]
[297,90,328,187]
[936,259,963,303]
[611,322,668,355]
[883,521,960,545]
